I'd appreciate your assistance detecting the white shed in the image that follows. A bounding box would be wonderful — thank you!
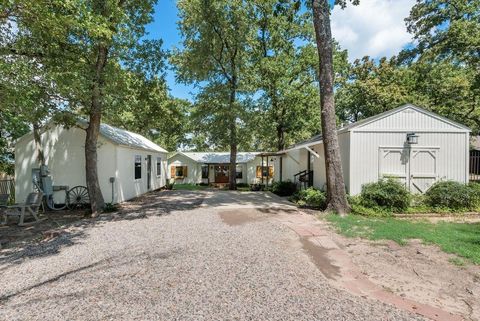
[275,104,470,195]
[168,152,274,185]
[15,122,168,204]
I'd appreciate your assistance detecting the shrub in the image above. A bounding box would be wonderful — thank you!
[291,187,326,210]
[270,181,297,196]
[165,180,175,190]
[425,181,476,210]
[103,203,118,213]
[236,183,249,188]
[360,178,411,212]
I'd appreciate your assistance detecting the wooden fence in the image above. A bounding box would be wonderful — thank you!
[0,179,15,204]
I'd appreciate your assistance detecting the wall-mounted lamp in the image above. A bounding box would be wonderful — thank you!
[406,132,419,144]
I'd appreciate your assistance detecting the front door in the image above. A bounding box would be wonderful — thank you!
[379,147,438,193]
[214,165,230,183]
[147,155,152,190]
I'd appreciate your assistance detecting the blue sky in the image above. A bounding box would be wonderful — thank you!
[145,0,195,100]
[146,0,415,101]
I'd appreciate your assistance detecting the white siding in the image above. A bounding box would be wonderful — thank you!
[357,107,465,132]
[349,131,468,195]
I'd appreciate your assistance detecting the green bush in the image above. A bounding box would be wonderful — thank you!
[291,188,326,210]
[236,183,249,188]
[360,178,411,212]
[425,181,476,210]
[270,181,297,196]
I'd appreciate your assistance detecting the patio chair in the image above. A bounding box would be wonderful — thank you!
[2,192,45,226]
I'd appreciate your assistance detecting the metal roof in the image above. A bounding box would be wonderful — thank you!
[174,152,260,164]
[99,123,168,153]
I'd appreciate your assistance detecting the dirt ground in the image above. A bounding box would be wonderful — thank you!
[324,224,480,321]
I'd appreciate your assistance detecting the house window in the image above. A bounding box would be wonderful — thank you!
[236,165,243,179]
[201,165,209,179]
[134,155,142,179]
[256,165,273,178]
[170,166,187,178]
[156,157,162,177]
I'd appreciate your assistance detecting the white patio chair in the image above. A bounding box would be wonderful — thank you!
[2,192,45,226]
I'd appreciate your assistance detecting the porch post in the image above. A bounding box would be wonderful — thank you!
[266,156,269,187]
[279,156,283,182]
[261,155,264,185]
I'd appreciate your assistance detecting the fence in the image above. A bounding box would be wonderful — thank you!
[470,153,480,182]
[0,179,15,204]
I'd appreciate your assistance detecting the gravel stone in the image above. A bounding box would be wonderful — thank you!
[0,190,423,321]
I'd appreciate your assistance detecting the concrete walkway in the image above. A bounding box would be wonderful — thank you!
[0,190,446,320]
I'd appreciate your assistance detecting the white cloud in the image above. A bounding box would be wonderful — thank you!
[331,0,415,61]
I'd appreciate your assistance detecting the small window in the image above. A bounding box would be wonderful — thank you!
[156,157,162,177]
[134,155,142,179]
[201,165,209,179]
[256,165,273,178]
[175,166,184,178]
[235,165,243,179]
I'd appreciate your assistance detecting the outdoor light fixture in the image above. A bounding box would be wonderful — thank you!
[406,132,419,144]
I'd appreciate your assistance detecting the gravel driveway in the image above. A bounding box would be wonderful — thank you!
[0,190,422,321]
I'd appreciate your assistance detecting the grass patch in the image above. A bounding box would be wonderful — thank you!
[326,214,480,264]
[173,184,208,191]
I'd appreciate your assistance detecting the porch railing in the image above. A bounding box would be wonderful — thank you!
[293,170,314,190]
[0,179,15,204]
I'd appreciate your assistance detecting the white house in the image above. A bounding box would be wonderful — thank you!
[15,122,168,204]
[168,152,274,185]
[274,104,470,195]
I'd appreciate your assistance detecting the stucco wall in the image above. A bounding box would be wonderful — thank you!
[15,126,116,203]
[115,146,167,203]
[15,125,167,204]
[168,153,203,184]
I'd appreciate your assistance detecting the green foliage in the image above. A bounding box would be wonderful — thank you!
[359,179,411,212]
[103,203,118,213]
[291,187,326,210]
[173,184,208,191]
[270,181,297,197]
[327,214,480,264]
[424,181,477,210]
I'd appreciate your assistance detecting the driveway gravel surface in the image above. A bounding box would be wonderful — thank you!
[0,190,423,321]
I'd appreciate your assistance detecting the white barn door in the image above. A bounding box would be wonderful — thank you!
[379,147,438,192]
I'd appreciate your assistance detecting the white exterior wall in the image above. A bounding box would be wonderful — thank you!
[349,131,469,195]
[246,156,273,185]
[15,126,115,203]
[276,149,309,183]
[167,155,272,185]
[307,132,349,192]
[15,125,167,204]
[168,154,203,184]
[115,146,167,203]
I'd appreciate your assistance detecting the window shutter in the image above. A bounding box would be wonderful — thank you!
[170,166,175,178]
[256,166,262,178]
[269,166,274,178]
[183,166,188,177]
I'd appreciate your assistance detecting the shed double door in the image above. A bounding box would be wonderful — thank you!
[379,147,438,193]
[214,165,230,183]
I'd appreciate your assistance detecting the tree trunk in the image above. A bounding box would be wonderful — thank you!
[228,81,237,190]
[312,0,350,216]
[32,122,45,166]
[85,44,108,216]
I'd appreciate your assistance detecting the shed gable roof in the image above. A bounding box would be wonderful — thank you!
[342,104,471,132]
[284,104,470,152]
